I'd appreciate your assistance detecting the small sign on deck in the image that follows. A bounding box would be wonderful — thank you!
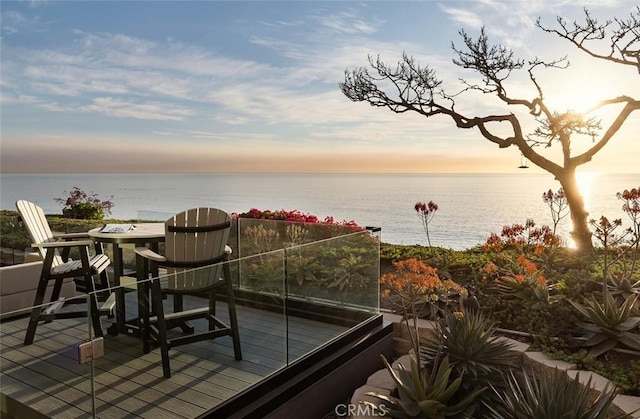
[77,337,104,364]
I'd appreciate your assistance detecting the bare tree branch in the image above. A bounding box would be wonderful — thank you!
[573,97,640,165]
[537,7,640,73]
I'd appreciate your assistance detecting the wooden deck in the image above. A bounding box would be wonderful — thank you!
[0,294,350,418]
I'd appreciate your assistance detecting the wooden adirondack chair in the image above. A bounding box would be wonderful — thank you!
[135,207,242,378]
[16,200,113,345]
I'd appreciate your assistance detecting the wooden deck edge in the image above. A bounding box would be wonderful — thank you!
[230,288,376,328]
[1,393,50,419]
[265,324,394,419]
[206,314,393,419]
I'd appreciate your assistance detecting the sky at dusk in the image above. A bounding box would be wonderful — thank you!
[1,0,638,174]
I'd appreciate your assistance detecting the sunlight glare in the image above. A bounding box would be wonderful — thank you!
[576,172,599,208]
[576,171,598,209]
[566,172,599,249]
[560,89,603,114]
[551,75,616,114]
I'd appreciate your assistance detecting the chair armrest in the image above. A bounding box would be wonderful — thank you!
[34,240,94,248]
[135,246,166,262]
[53,232,90,240]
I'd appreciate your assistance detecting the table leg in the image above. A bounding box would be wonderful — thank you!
[137,255,152,352]
[107,243,127,335]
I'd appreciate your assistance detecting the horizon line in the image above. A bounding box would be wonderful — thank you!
[2,170,638,176]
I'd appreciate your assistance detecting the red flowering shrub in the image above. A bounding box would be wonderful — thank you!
[381,258,465,319]
[234,208,360,228]
[481,219,561,256]
[482,252,551,309]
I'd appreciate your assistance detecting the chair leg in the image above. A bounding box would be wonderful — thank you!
[152,279,171,378]
[44,278,65,324]
[141,281,152,354]
[85,274,104,337]
[24,250,56,345]
[51,278,64,302]
[79,249,103,338]
[137,255,152,354]
[224,264,242,360]
[24,271,51,345]
[208,290,217,331]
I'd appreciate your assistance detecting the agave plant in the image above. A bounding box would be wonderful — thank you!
[419,311,518,413]
[485,367,633,419]
[366,354,484,418]
[420,311,517,381]
[608,275,640,312]
[569,289,640,357]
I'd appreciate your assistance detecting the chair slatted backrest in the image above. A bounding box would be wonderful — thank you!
[164,208,231,292]
[16,200,63,268]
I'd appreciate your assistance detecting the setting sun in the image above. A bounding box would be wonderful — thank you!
[545,54,630,115]
[554,80,613,114]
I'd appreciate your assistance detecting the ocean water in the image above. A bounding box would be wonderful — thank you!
[1,173,638,249]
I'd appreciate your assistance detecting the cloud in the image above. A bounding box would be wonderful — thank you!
[3,6,449,129]
[80,98,193,121]
[312,9,382,35]
[1,11,26,35]
[439,6,483,29]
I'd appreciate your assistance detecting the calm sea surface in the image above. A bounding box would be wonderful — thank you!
[1,173,638,249]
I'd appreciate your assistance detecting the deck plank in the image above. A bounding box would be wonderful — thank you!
[1,297,349,418]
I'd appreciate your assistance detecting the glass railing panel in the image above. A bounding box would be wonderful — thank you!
[284,228,380,362]
[84,250,287,416]
[0,214,27,265]
[1,221,381,417]
[235,218,366,258]
[236,218,286,258]
[0,293,99,418]
[136,210,173,221]
[286,229,380,312]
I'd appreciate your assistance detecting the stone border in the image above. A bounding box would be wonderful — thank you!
[349,313,640,418]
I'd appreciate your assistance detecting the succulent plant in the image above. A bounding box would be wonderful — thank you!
[608,275,640,312]
[485,367,634,419]
[366,353,484,418]
[569,289,640,357]
[420,311,518,381]
[419,311,518,413]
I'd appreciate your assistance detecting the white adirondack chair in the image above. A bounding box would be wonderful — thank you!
[135,207,242,378]
[16,200,113,345]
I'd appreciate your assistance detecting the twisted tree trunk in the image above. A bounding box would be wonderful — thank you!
[555,169,593,253]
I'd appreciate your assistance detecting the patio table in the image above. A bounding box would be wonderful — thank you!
[88,223,164,335]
